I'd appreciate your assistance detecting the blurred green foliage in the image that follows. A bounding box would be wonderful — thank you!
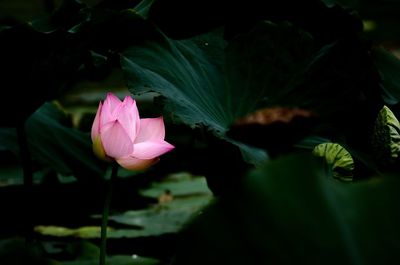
[1,0,400,264]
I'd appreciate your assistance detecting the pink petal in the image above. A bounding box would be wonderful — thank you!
[91,102,102,141]
[104,92,122,112]
[101,93,122,125]
[116,96,140,141]
[100,120,133,158]
[116,156,159,171]
[132,140,174,160]
[135,117,165,143]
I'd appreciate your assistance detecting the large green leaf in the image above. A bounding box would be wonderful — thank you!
[0,103,105,180]
[173,154,400,264]
[121,21,313,133]
[122,30,225,133]
[121,21,314,164]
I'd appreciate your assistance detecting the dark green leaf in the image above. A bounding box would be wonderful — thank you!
[35,195,212,238]
[0,24,87,125]
[121,21,314,164]
[31,0,88,33]
[371,47,400,105]
[27,103,105,179]
[59,241,160,265]
[122,29,227,133]
[173,154,400,264]
[148,0,362,43]
[295,135,331,149]
[0,238,56,265]
[134,0,156,18]
[35,172,212,238]
[0,103,105,180]
[108,196,212,238]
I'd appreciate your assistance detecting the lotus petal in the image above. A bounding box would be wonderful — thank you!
[116,96,140,141]
[117,156,159,171]
[132,141,174,160]
[135,117,165,143]
[101,120,133,158]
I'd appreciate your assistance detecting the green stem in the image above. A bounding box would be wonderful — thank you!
[100,163,118,265]
[16,123,34,241]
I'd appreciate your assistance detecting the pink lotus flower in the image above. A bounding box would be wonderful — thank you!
[91,92,174,170]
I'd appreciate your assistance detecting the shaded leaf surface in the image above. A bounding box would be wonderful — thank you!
[122,20,382,165]
[0,103,105,180]
[121,21,315,163]
[148,0,362,43]
[56,241,160,265]
[173,154,400,264]
[228,107,317,155]
[0,238,56,265]
[371,47,400,105]
[0,23,86,126]
[122,22,313,133]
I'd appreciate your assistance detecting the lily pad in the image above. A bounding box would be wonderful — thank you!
[109,196,212,236]
[139,173,211,198]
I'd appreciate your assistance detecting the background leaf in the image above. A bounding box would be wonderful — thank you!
[148,0,362,44]
[55,241,160,265]
[35,173,212,239]
[0,23,87,126]
[0,103,105,180]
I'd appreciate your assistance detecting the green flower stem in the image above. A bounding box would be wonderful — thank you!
[16,123,34,242]
[100,163,118,265]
